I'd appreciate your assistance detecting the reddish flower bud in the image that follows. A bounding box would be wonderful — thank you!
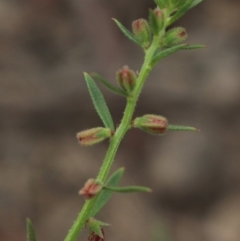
[132,18,151,48]
[161,27,187,46]
[88,228,105,241]
[79,179,103,199]
[133,114,168,135]
[149,7,164,35]
[76,127,112,146]
[154,7,164,32]
[116,66,136,95]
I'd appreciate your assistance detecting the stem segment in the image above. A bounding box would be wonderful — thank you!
[64,36,160,241]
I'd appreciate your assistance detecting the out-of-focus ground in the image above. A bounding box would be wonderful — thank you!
[1,0,240,241]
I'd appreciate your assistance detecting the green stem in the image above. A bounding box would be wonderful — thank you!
[63,36,160,241]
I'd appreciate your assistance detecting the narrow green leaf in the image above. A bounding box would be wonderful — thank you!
[91,73,128,97]
[167,0,203,26]
[89,168,125,217]
[103,185,152,193]
[151,44,187,67]
[89,224,103,238]
[154,0,169,9]
[112,18,142,47]
[182,44,206,50]
[167,1,194,26]
[26,219,37,241]
[91,219,109,227]
[84,73,114,130]
[168,124,198,131]
[87,219,103,238]
[151,43,205,67]
[190,0,203,9]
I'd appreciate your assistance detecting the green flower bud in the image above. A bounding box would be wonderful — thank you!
[161,27,187,46]
[79,179,103,199]
[116,66,136,95]
[76,127,112,146]
[133,114,168,135]
[149,7,165,35]
[132,18,151,48]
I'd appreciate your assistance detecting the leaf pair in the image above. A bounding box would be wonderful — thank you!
[88,168,125,217]
[89,168,151,218]
[25,169,123,241]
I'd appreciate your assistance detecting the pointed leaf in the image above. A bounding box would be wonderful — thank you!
[168,124,198,131]
[167,0,203,26]
[87,219,104,238]
[91,73,128,97]
[26,219,37,241]
[84,73,114,130]
[112,18,142,47]
[167,1,193,26]
[151,44,187,67]
[87,218,109,238]
[89,168,124,217]
[182,44,206,50]
[190,0,203,9]
[154,0,170,9]
[91,219,109,227]
[103,185,152,193]
[151,43,205,67]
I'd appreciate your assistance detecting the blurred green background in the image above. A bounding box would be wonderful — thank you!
[1,0,240,241]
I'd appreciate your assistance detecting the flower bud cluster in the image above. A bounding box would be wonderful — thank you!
[130,1,190,48]
[132,6,165,46]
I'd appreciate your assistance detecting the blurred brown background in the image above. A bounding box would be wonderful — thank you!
[1,0,240,241]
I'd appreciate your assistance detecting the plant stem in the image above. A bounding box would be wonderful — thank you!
[64,36,160,241]
[97,36,160,182]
